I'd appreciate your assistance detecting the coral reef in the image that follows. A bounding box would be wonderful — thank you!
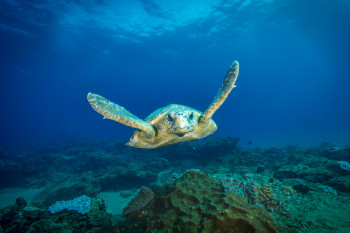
[27,219,66,233]
[221,176,259,204]
[48,195,91,215]
[88,198,112,228]
[156,169,182,186]
[257,184,274,203]
[116,170,277,233]
[122,186,154,216]
[338,160,350,172]
[1,138,350,232]
[0,196,112,232]
[33,178,100,206]
[0,198,27,232]
[220,176,274,205]
[281,186,295,196]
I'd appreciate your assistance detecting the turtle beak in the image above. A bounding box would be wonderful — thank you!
[174,116,188,128]
[172,114,195,135]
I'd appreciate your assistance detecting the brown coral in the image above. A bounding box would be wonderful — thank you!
[257,184,274,203]
[116,171,277,233]
[122,186,154,216]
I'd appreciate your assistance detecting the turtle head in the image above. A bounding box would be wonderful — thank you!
[165,108,198,136]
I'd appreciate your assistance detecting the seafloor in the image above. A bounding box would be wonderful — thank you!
[0,137,349,233]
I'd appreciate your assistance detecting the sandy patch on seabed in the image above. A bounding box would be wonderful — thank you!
[0,188,135,214]
[97,191,136,216]
[0,187,44,209]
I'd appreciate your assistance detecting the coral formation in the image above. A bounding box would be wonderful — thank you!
[319,185,337,195]
[257,184,274,203]
[88,198,112,228]
[1,138,350,232]
[281,186,295,196]
[338,161,350,172]
[48,195,91,215]
[122,186,154,216]
[220,175,275,207]
[27,219,66,233]
[0,198,27,232]
[0,196,112,232]
[156,169,182,186]
[201,136,240,155]
[116,170,277,232]
[33,177,101,206]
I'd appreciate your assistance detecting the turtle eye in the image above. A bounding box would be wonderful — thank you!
[189,112,194,120]
[167,114,173,122]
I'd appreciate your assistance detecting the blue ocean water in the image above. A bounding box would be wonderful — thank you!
[1,0,350,149]
[2,2,350,232]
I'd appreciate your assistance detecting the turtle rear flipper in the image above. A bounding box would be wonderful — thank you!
[199,60,239,125]
[87,93,156,138]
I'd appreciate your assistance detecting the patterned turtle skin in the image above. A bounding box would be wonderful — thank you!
[87,60,239,149]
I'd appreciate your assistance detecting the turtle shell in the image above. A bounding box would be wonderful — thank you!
[126,104,217,149]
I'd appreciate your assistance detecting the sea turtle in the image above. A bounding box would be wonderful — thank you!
[87,60,239,149]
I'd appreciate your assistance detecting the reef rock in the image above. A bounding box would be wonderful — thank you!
[0,196,112,233]
[122,186,154,216]
[115,170,277,233]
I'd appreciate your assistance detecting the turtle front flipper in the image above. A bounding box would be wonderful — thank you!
[87,93,156,138]
[199,60,239,125]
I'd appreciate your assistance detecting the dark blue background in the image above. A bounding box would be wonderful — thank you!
[1,0,350,149]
